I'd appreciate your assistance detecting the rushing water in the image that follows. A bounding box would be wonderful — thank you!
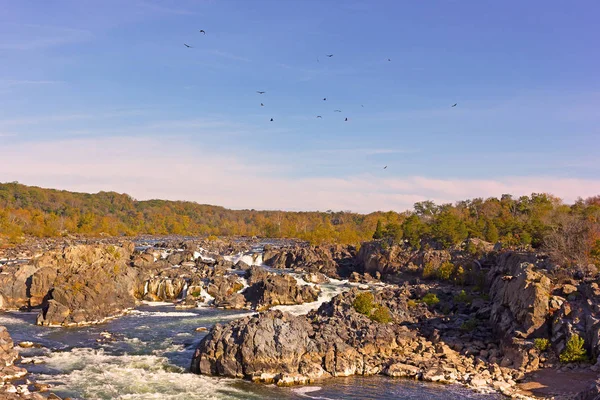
[1,241,500,399]
[1,301,501,400]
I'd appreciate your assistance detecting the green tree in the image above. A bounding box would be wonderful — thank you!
[372,220,384,239]
[485,220,499,243]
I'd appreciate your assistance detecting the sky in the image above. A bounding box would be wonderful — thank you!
[0,0,599,213]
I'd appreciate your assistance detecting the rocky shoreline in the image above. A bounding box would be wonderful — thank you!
[0,236,599,399]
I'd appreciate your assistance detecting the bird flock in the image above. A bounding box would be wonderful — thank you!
[184,30,458,170]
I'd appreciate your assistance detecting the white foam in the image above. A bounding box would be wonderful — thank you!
[272,282,346,316]
[197,288,215,306]
[34,348,248,400]
[129,310,198,318]
[140,301,174,307]
[291,386,335,400]
[224,252,263,266]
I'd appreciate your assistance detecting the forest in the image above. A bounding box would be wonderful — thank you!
[1,182,599,266]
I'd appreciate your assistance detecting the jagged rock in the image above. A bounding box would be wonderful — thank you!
[488,252,551,339]
[207,275,245,308]
[32,244,141,326]
[263,245,355,278]
[302,272,329,284]
[244,266,320,311]
[191,288,512,390]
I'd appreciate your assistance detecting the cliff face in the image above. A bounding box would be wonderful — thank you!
[0,243,142,327]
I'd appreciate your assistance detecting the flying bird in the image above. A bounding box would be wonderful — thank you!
[361,105,364,107]
[334,110,342,112]
[326,54,333,57]
[184,43,192,48]
[452,103,457,107]
[260,103,264,107]
[344,117,348,121]
[316,116,322,118]
[199,30,206,35]
[388,58,391,61]
[384,166,387,169]
[323,98,327,101]
[270,118,274,122]
[257,91,266,94]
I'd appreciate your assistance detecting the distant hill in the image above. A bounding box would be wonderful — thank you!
[1,182,599,265]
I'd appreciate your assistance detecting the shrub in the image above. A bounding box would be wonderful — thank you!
[353,292,375,315]
[454,290,471,304]
[407,299,418,308]
[106,245,120,258]
[422,262,435,279]
[534,338,550,352]
[421,293,440,306]
[560,334,588,363]
[370,305,392,323]
[436,261,455,280]
[207,235,219,241]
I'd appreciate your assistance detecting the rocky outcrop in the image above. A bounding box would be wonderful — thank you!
[244,266,320,311]
[263,245,355,278]
[0,243,144,327]
[35,244,141,327]
[207,275,246,309]
[488,252,551,339]
[191,288,522,395]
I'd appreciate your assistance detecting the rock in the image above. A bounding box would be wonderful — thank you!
[263,245,355,279]
[30,244,141,326]
[207,276,245,308]
[384,362,420,378]
[243,266,320,311]
[562,284,578,295]
[192,288,460,386]
[488,253,551,340]
[302,272,329,284]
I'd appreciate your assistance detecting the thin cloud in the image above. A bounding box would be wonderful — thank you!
[0,80,64,87]
[0,25,93,50]
[1,136,598,213]
[137,0,197,15]
[0,109,149,127]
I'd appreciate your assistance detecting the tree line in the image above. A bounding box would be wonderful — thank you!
[1,182,598,266]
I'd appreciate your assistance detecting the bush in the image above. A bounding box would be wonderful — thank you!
[207,235,219,241]
[422,262,435,279]
[407,299,418,308]
[454,290,471,304]
[560,334,588,363]
[353,292,375,315]
[534,338,550,352]
[421,293,440,306]
[436,261,455,280]
[370,305,392,323]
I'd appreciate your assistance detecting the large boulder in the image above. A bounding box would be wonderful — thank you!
[29,243,142,326]
[263,245,355,278]
[0,264,41,309]
[244,266,320,311]
[191,288,494,386]
[488,252,552,339]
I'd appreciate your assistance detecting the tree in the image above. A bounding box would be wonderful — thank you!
[485,220,499,243]
[402,215,428,249]
[373,220,384,239]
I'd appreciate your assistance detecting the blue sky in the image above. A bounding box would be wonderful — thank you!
[1,0,599,212]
